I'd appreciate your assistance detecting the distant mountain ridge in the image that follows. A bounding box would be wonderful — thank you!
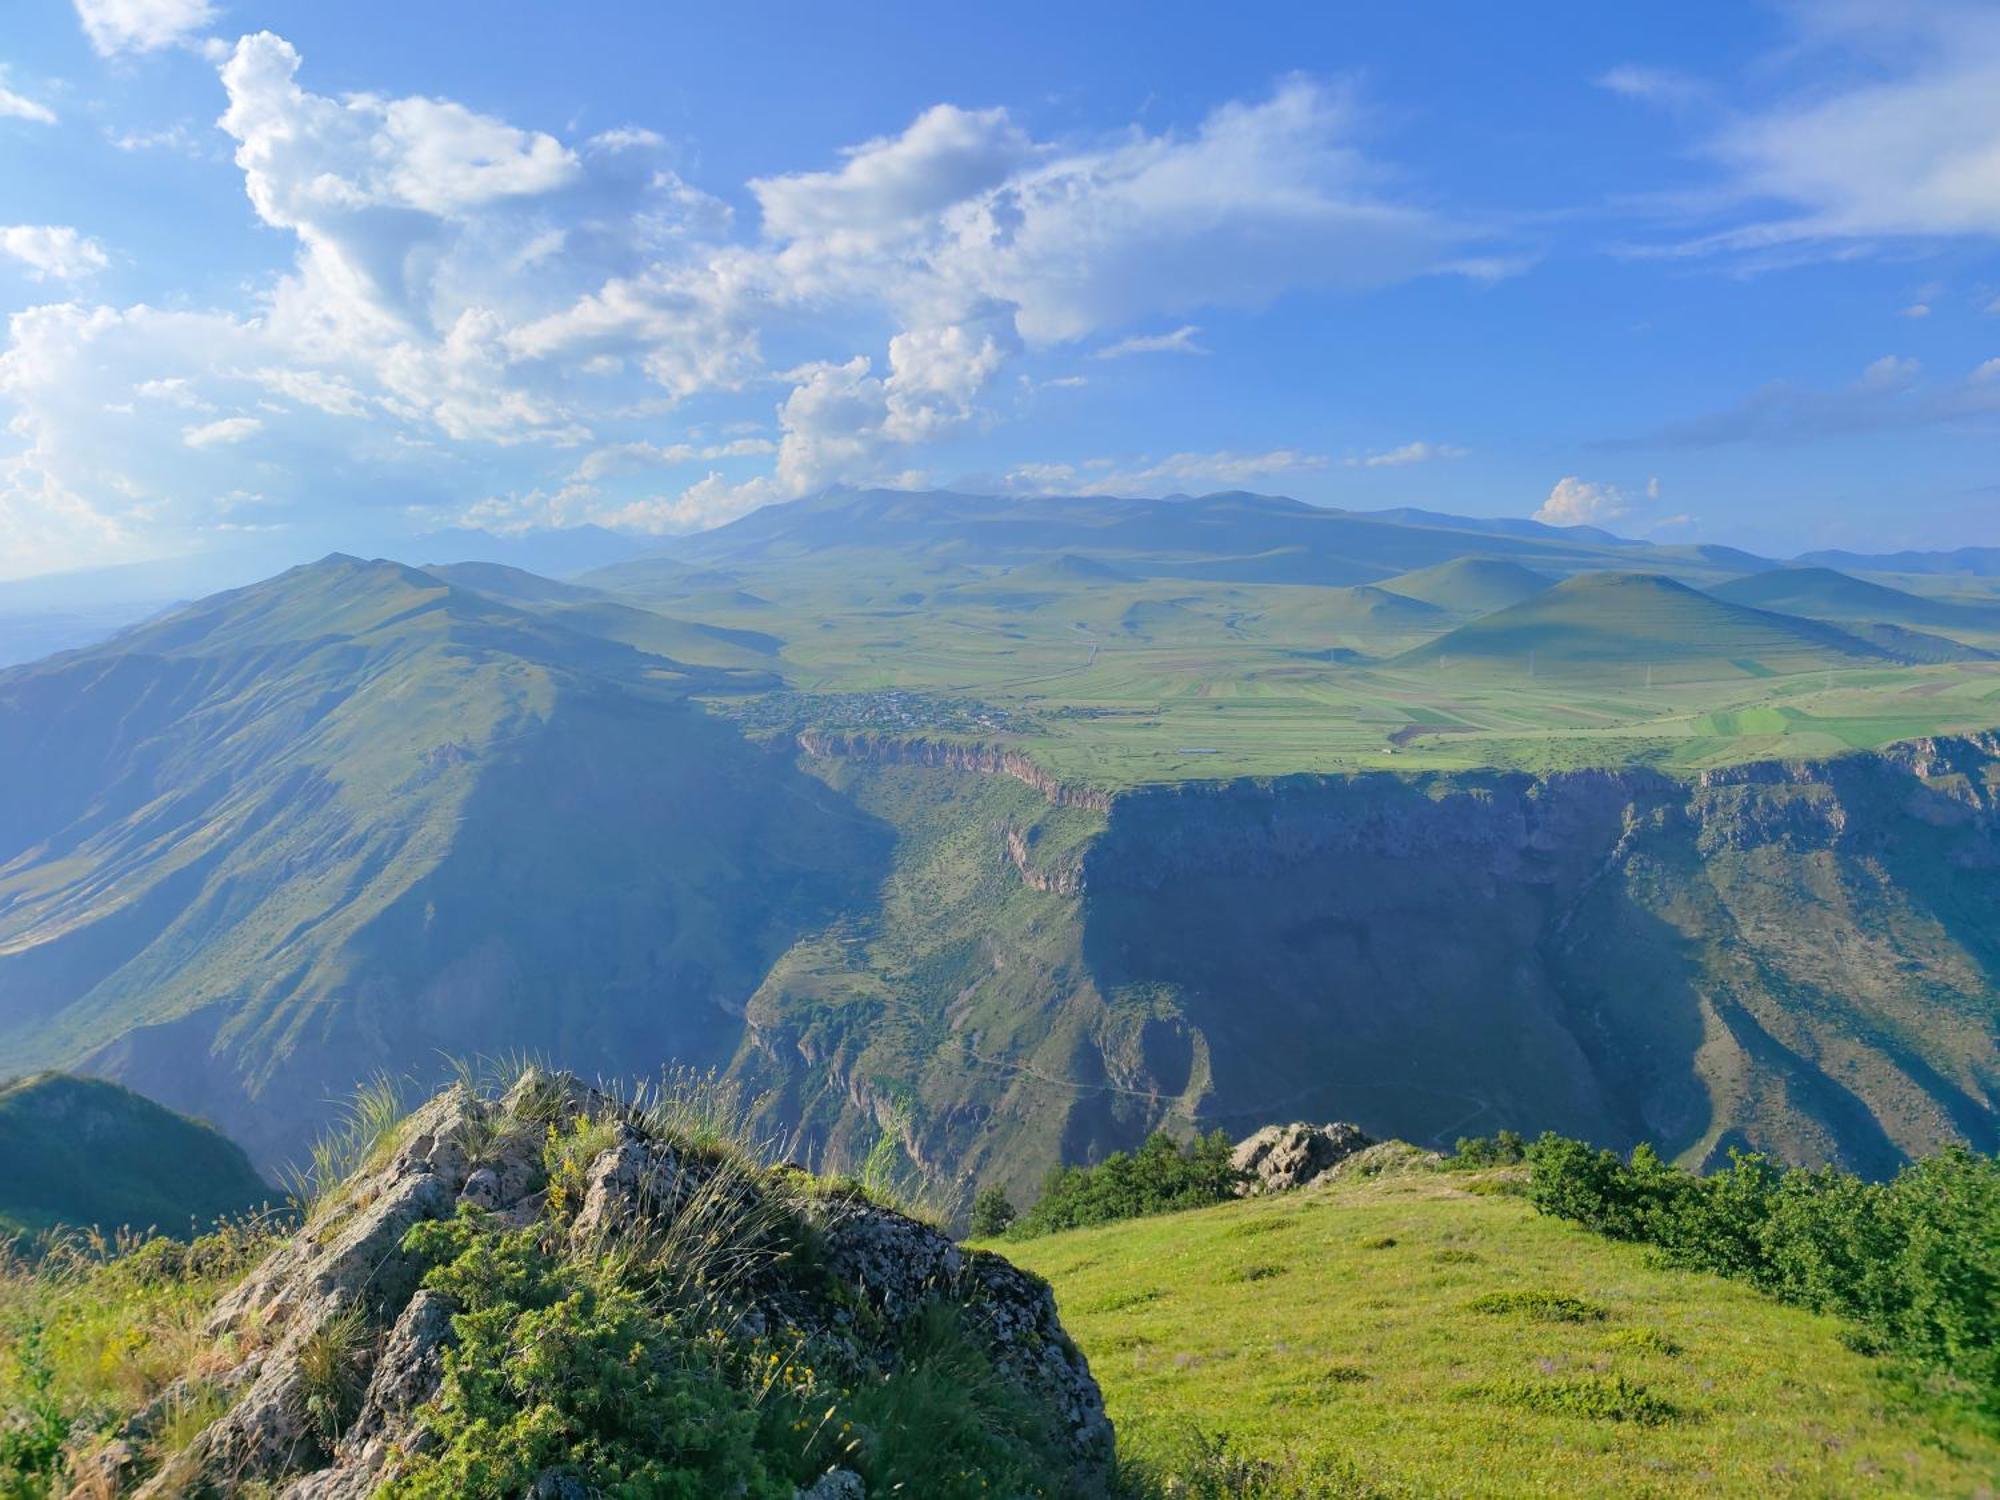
[609,488,1783,591]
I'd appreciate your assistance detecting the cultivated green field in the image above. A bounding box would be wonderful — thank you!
[997,1172,2000,1498]
[613,555,2000,785]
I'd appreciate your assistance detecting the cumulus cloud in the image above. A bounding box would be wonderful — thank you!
[1093,325,1205,359]
[0,226,110,281]
[73,0,216,56]
[755,77,1473,347]
[0,34,1489,566]
[1535,476,1630,527]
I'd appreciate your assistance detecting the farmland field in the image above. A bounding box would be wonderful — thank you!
[637,556,2000,785]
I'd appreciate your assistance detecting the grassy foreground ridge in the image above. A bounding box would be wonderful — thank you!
[996,1169,2000,1498]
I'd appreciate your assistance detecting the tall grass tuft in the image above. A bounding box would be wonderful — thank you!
[279,1075,409,1220]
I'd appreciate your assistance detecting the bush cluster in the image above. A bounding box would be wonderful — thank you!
[1525,1134,2000,1409]
[1013,1131,1243,1238]
[1443,1131,1527,1170]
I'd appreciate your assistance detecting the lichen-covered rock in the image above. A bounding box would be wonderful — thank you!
[568,1125,690,1245]
[135,1071,1115,1497]
[1231,1121,1374,1194]
[138,1078,570,1497]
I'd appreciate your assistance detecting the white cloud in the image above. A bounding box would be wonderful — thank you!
[1535,476,1629,527]
[1093,324,1206,359]
[1632,8,2000,258]
[1005,447,1325,496]
[745,77,1486,356]
[1344,440,1464,468]
[182,415,262,448]
[0,83,57,125]
[0,33,1497,565]
[73,0,216,56]
[1902,302,1932,318]
[1595,64,1708,109]
[753,104,1035,244]
[587,126,667,153]
[0,226,110,281]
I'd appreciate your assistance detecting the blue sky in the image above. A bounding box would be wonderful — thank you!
[2,0,1998,579]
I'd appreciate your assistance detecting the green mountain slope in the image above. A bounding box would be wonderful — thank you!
[1375,556,1552,614]
[1396,571,1890,679]
[1712,565,2000,638]
[0,1072,270,1237]
[0,557,886,1170]
[999,1173,2000,1497]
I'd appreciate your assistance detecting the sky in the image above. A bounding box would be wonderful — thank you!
[2,0,1999,580]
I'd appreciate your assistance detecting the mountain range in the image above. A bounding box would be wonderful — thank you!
[0,489,1994,1189]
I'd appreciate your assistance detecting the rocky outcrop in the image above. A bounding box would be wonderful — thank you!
[797,728,1113,811]
[125,1071,1112,1498]
[1005,823,1086,895]
[1232,1122,1375,1194]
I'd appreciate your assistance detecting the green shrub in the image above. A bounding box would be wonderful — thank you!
[1014,1131,1243,1238]
[968,1186,1017,1238]
[387,1212,791,1499]
[1444,1131,1527,1171]
[1526,1133,2000,1410]
[1466,1289,1606,1323]
[388,1204,1097,1500]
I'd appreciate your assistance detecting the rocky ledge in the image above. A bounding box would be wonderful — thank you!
[95,1071,1111,1499]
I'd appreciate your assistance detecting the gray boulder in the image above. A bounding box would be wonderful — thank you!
[1231,1121,1375,1194]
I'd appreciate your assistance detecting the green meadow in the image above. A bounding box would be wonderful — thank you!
[639,555,2000,786]
[996,1172,2000,1498]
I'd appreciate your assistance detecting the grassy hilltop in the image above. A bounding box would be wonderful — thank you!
[999,1170,2000,1498]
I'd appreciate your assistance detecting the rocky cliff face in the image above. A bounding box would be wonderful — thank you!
[1078,737,1998,1176]
[796,730,1113,811]
[771,737,1999,1191]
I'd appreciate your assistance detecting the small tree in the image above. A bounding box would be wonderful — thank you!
[968,1185,1017,1238]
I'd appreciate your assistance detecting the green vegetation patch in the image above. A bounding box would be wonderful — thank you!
[997,1172,2000,1497]
[1012,1130,1243,1238]
[1525,1134,2000,1414]
[1457,1373,1677,1425]
[1466,1289,1608,1323]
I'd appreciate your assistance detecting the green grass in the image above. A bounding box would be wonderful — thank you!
[0,1221,280,1490]
[993,1172,2000,1498]
[628,553,2000,789]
